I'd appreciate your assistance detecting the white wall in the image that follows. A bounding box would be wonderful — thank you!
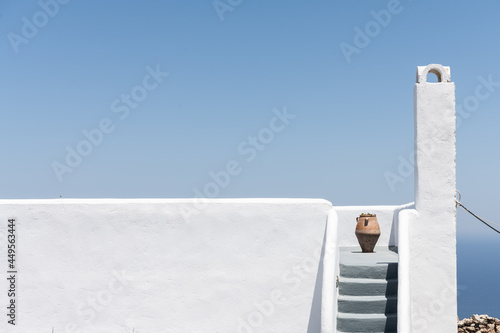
[0,199,331,333]
[410,64,457,333]
[320,209,339,333]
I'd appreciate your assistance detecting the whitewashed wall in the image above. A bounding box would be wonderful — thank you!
[0,199,331,333]
[409,64,457,333]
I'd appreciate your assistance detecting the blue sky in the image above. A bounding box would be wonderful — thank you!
[1,0,499,315]
[2,1,499,232]
[2,0,500,236]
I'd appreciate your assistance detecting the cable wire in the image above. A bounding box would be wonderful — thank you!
[456,200,500,235]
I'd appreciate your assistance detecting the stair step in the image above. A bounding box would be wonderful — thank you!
[337,313,397,332]
[339,278,397,297]
[338,295,397,314]
[340,262,398,279]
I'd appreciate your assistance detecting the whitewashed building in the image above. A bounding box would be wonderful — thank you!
[0,64,457,333]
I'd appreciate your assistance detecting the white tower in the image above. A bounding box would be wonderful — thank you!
[409,64,457,332]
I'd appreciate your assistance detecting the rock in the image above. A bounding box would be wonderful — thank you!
[458,315,500,332]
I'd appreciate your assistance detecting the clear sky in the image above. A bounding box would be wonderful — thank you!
[2,0,500,235]
[1,0,499,316]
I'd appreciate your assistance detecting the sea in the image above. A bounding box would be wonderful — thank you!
[457,237,500,319]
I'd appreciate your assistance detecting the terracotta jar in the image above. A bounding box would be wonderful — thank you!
[355,214,381,253]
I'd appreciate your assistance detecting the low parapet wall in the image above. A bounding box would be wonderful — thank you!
[0,199,331,333]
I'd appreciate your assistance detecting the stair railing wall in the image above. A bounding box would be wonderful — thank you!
[321,209,339,333]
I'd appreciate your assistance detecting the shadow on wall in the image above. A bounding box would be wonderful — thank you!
[307,226,327,332]
[389,202,415,250]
